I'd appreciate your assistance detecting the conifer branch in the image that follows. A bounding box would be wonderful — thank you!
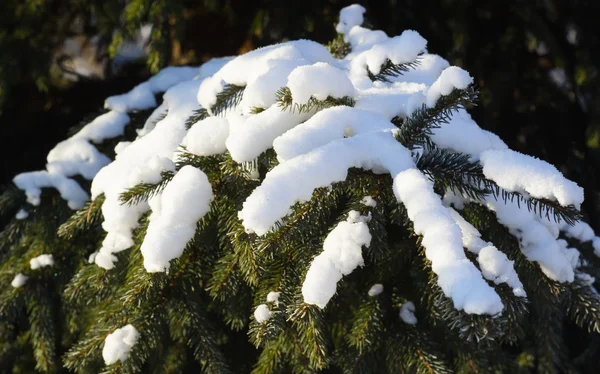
[415,145,583,225]
[326,34,352,59]
[368,53,423,83]
[212,83,245,116]
[119,171,174,206]
[394,86,478,149]
[185,107,209,130]
[275,86,355,114]
[58,194,106,239]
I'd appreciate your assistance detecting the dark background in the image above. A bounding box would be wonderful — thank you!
[1,0,599,226]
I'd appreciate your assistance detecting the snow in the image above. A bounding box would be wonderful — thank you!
[226,105,314,163]
[46,138,111,180]
[448,208,526,297]
[197,40,336,112]
[336,4,366,34]
[254,304,271,323]
[368,283,383,296]
[485,197,575,282]
[30,254,54,270]
[480,149,584,207]
[350,30,427,79]
[239,131,414,236]
[287,62,355,104]
[272,106,396,162]
[302,211,372,308]
[399,301,417,325]
[92,79,202,269]
[266,291,280,306]
[15,209,28,220]
[361,196,377,207]
[182,117,230,157]
[13,171,89,209]
[102,324,140,365]
[430,109,508,155]
[594,238,600,257]
[425,66,473,108]
[393,169,503,315]
[11,273,28,288]
[73,111,131,143]
[140,166,213,272]
[354,83,426,119]
[105,66,202,112]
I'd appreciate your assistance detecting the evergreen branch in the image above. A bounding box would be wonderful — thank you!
[368,53,423,83]
[0,184,26,221]
[416,146,489,201]
[326,33,352,59]
[564,275,600,334]
[289,303,330,370]
[185,107,209,130]
[394,86,478,149]
[346,298,383,354]
[28,291,57,372]
[212,83,245,116]
[119,171,174,206]
[275,86,355,114]
[169,298,232,374]
[57,194,106,239]
[416,146,583,225]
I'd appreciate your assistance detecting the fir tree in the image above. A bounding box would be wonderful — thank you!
[2,4,600,374]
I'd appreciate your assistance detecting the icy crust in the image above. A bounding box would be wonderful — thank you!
[448,208,525,297]
[302,211,372,308]
[92,80,203,269]
[393,169,503,315]
[141,166,213,272]
[480,149,584,207]
[102,324,139,365]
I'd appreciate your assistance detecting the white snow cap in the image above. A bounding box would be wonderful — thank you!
[302,211,372,308]
[254,304,271,323]
[266,291,281,304]
[102,324,140,365]
[336,4,366,34]
[13,171,89,210]
[480,149,584,207]
[30,254,55,270]
[400,301,417,325]
[368,283,384,296]
[448,208,525,297]
[141,166,213,272]
[15,209,28,220]
[11,273,28,288]
[286,62,355,104]
[425,66,473,108]
[361,196,377,207]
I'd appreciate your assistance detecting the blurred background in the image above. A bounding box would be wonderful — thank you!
[1,0,600,226]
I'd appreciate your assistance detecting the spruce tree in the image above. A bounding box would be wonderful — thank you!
[2,4,600,373]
